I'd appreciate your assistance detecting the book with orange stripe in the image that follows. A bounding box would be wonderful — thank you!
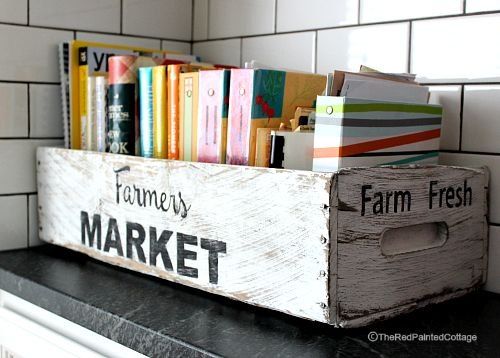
[312,96,442,172]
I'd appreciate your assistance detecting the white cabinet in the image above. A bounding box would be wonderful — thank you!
[0,290,145,358]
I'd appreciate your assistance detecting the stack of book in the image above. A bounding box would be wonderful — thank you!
[313,66,441,171]
[59,44,441,171]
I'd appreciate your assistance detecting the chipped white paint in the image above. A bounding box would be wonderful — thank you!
[334,166,488,327]
[37,148,488,327]
[37,148,332,323]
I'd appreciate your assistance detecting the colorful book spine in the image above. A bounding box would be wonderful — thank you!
[107,55,137,155]
[226,69,326,166]
[78,47,89,150]
[196,70,230,164]
[138,67,154,158]
[87,75,107,152]
[152,66,168,159]
[167,65,182,159]
[179,72,199,162]
[312,96,442,172]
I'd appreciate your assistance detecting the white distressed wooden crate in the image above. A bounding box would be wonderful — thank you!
[36,147,489,327]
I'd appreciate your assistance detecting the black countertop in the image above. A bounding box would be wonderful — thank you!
[0,245,498,357]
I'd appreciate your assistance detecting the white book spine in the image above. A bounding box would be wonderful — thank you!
[87,76,107,152]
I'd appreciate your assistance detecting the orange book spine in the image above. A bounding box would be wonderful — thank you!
[167,65,181,159]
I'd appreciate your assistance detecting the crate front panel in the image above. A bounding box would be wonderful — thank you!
[37,148,332,322]
[335,166,487,326]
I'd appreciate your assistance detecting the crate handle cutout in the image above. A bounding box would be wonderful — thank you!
[380,222,448,256]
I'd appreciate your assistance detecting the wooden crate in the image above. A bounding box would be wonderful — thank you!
[37,147,489,327]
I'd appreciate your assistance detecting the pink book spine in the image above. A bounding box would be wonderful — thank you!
[226,69,253,165]
[197,70,223,163]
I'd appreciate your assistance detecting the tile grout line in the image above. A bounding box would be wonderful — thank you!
[120,0,123,34]
[458,85,465,150]
[357,0,361,24]
[440,149,500,156]
[239,38,243,68]
[207,0,211,40]
[274,0,278,33]
[0,20,191,43]
[407,21,412,73]
[27,83,30,137]
[190,0,195,48]
[313,31,318,74]
[195,9,500,43]
[0,192,37,198]
[26,195,30,248]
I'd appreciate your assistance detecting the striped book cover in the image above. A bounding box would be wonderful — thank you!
[312,96,442,172]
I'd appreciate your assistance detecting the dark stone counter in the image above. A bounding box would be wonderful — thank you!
[0,245,497,357]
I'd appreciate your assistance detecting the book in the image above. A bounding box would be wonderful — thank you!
[167,63,215,160]
[152,66,168,159]
[58,42,70,148]
[226,69,326,166]
[66,40,197,150]
[312,96,442,172]
[138,67,154,158]
[107,55,137,155]
[87,75,107,152]
[196,69,230,164]
[179,72,199,162]
[269,131,314,171]
[167,64,188,160]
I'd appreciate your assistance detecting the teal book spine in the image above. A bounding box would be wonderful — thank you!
[139,67,154,158]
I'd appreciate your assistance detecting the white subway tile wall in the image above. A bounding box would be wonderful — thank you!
[28,195,42,247]
[30,0,121,33]
[276,0,358,32]
[0,196,28,250]
[317,22,409,74]
[0,1,499,295]
[466,0,500,13]
[161,40,192,54]
[0,0,27,24]
[0,24,73,82]
[122,0,192,40]
[0,1,193,253]
[76,32,161,50]
[462,85,500,153]
[192,39,241,67]
[412,14,500,82]
[193,0,208,41]
[0,83,28,137]
[208,0,275,38]
[359,0,462,23]
[242,32,316,73]
[29,84,64,138]
[428,85,461,151]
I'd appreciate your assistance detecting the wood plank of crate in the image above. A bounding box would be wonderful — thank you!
[37,148,333,323]
[333,166,488,327]
[37,148,488,327]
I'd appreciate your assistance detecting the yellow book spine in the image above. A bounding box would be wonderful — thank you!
[191,73,199,162]
[78,64,88,150]
[153,66,168,159]
[179,74,187,161]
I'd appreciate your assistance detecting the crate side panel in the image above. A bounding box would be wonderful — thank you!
[37,148,332,322]
[336,166,487,326]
